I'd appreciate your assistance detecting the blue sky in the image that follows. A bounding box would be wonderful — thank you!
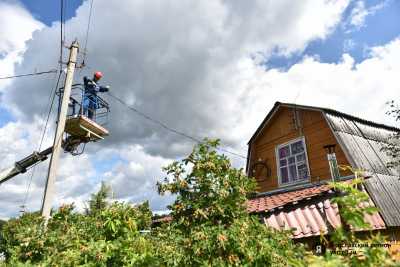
[20,0,83,26]
[268,0,400,69]
[0,0,84,125]
[0,106,14,127]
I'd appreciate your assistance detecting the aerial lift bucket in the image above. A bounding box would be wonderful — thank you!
[62,84,110,154]
[65,115,109,141]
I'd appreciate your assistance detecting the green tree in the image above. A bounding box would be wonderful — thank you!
[86,181,110,215]
[381,100,400,168]
[0,191,156,266]
[1,140,398,266]
[155,139,305,266]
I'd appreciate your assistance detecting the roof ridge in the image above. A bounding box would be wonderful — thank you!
[279,101,400,132]
[249,101,399,144]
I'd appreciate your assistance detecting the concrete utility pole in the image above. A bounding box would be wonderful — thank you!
[41,41,79,222]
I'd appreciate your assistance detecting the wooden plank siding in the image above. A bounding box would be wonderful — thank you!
[249,106,351,193]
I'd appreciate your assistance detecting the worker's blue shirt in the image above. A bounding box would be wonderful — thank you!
[83,76,109,108]
[83,76,108,95]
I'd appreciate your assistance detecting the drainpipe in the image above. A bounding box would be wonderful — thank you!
[323,144,340,181]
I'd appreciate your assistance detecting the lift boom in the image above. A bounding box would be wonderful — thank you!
[0,146,53,185]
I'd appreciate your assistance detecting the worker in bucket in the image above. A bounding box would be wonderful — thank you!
[82,71,109,120]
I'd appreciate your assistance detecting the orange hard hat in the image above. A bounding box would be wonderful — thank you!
[94,71,103,80]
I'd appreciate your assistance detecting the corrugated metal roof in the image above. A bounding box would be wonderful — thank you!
[364,174,400,226]
[325,113,397,176]
[263,197,385,239]
[325,113,400,226]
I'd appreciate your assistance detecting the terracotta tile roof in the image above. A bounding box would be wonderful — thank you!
[247,184,332,213]
[247,183,386,238]
[356,200,386,231]
[264,199,336,238]
[153,182,386,239]
[263,198,385,239]
[152,215,172,224]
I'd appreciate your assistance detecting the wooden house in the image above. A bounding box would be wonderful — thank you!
[246,102,400,251]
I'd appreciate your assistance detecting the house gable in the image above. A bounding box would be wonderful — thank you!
[248,105,351,193]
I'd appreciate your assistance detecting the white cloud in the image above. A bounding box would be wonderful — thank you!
[343,39,356,52]
[0,118,97,218]
[347,0,387,30]
[230,38,400,144]
[0,118,53,219]
[2,0,351,154]
[63,33,400,213]
[0,1,43,89]
[349,1,369,28]
[0,2,42,54]
[0,0,357,218]
[103,145,174,211]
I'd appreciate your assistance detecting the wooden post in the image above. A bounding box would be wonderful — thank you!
[41,41,79,222]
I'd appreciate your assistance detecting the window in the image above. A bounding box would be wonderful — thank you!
[276,137,310,185]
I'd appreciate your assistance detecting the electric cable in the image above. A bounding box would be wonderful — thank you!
[107,92,248,160]
[60,0,64,64]
[82,0,95,66]
[19,0,66,214]
[63,0,66,43]
[0,70,58,80]
[21,70,63,212]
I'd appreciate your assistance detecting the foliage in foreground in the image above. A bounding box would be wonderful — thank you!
[155,139,304,266]
[381,100,400,168]
[0,201,154,266]
[0,140,398,266]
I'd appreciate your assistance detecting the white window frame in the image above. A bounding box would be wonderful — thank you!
[275,136,311,187]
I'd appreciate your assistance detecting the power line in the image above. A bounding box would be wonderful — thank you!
[60,0,64,64]
[0,70,58,80]
[39,71,63,151]
[20,0,66,213]
[63,0,66,43]
[82,0,95,66]
[21,70,62,211]
[107,92,247,160]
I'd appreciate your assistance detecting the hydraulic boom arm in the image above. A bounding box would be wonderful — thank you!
[0,146,53,185]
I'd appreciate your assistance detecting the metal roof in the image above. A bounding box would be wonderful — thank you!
[364,174,400,226]
[248,184,386,239]
[153,181,387,236]
[247,184,332,213]
[263,196,385,239]
[324,112,400,226]
[325,113,398,176]
[263,197,339,239]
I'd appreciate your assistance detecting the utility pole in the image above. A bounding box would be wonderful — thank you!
[41,41,79,222]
